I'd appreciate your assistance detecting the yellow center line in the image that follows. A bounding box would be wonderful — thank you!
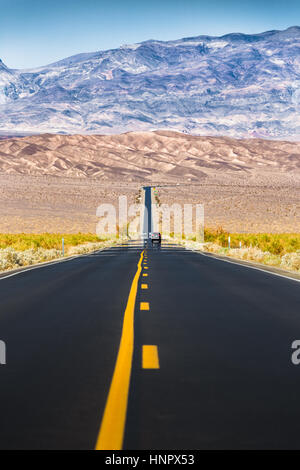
[141,283,148,289]
[144,266,148,270]
[95,250,144,450]
[142,273,148,277]
[140,302,150,310]
[142,345,160,369]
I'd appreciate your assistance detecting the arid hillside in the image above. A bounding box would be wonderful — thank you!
[0,131,299,233]
[0,131,299,180]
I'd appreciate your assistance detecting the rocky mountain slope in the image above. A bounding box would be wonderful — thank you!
[1,27,300,138]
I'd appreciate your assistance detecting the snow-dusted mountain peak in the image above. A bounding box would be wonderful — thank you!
[1,26,300,139]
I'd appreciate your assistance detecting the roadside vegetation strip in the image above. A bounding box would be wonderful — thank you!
[0,253,83,280]
[198,250,300,283]
[95,250,144,450]
[185,229,300,256]
[0,243,120,280]
[185,241,300,274]
[0,234,119,273]
[167,230,300,274]
[172,239,300,282]
[0,233,108,251]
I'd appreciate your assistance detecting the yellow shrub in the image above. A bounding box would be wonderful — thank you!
[0,233,103,251]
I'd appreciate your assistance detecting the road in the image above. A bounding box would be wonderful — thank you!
[142,185,153,247]
[0,187,299,449]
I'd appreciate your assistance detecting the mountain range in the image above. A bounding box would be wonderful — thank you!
[1,27,300,139]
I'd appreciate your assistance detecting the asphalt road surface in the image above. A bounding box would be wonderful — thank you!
[0,187,299,449]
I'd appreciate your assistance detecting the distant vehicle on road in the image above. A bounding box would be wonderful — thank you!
[151,232,161,246]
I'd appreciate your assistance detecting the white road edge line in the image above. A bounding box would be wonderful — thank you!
[0,248,108,281]
[187,248,300,284]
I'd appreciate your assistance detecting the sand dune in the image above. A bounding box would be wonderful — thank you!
[0,131,299,181]
[0,131,299,233]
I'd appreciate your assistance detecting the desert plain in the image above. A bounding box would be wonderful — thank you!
[0,130,299,233]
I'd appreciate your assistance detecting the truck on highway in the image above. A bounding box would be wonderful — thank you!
[150,232,161,246]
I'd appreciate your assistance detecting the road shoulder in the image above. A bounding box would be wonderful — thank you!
[187,248,300,282]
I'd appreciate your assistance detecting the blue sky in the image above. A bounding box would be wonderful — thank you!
[1,0,300,69]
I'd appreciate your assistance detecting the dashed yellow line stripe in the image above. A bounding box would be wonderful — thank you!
[142,345,160,369]
[141,283,148,289]
[95,250,144,450]
[140,302,150,310]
